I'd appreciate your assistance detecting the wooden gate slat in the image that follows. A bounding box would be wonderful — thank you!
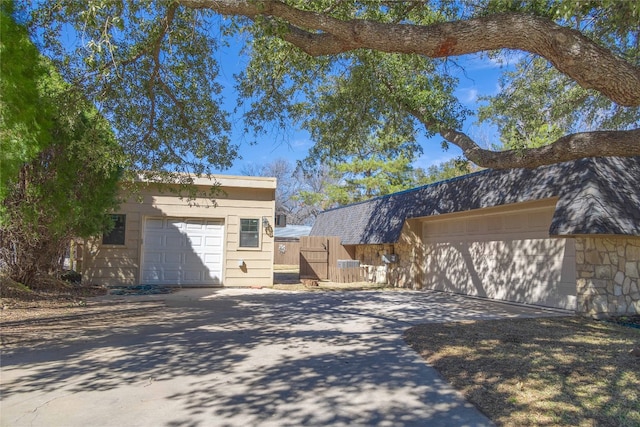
[300,236,329,280]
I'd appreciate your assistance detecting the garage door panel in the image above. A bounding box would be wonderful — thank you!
[204,253,221,263]
[163,252,183,264]
[466,219,481,233]
[425,241,573,308]
[142,270,160,282]
[145,218,165,229]
[165,235,184,247]
[145,235,164,247]
[504,213,526,230]
[167,218,184,228]
[142,217,224,286]
[184,252,206,266]
[188,236,203,247]
[205,236,222,247]
[186,220,203,230]
[182,270,203,282]
[144,251,163,264]
[528,210,551,228]
[422,203,576,310]
[162,269,181,282]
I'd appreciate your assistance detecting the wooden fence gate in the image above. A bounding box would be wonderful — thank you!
[299,236,330,280]
[299,236,362,282]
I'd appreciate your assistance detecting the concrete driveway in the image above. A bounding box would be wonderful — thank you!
[1,289,567,427]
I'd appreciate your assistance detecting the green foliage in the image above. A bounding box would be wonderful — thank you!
[296,50,464,165]
[478,57,579,150]
[297,133,424,208]
[417,158,481,185]
[27,0,462,178]
[476,1,640,149]
[237,3,467,162]
[326,154,418,206]
[0,1,53,200]
[0,6,124,285]
[234,2,468,208]
[479,0,640,46]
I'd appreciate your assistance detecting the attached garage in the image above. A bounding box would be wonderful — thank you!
[82,174,276,288]
[142,218,224,286]
[420,199,576,310]
[310,157,640,317]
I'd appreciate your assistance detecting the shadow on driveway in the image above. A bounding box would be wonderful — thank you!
[1,289,565,426]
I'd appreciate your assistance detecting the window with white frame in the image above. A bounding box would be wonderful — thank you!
[239,218,259,248]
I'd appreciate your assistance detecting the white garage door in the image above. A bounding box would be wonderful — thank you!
[421,201,576,310]
[142,217,224,285]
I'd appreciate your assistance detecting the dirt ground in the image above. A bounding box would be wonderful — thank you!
[0,275,123,345]
[1,275,107,319]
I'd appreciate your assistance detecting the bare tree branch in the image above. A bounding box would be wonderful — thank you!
[439,128,640,169]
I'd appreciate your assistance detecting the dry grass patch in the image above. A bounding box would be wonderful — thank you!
[0,274,107,323]
[404,316,640,427]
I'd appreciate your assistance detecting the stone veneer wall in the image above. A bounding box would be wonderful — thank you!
[355,244,393,284]
[353,243,417,287]
[576,236,640,317]
[353,220,423,288]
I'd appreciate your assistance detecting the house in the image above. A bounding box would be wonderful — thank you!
[82,175,277,287]
[310,157,640,317]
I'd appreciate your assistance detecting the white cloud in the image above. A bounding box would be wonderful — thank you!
[414,144,464,169]
[457,87,479,104]
[292,138,312,149]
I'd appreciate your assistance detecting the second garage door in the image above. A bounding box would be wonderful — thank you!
[142,217,224,285]
[421,200,576,310]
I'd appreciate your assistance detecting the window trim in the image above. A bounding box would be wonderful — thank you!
[102,214,126,246]
[239,218,260,250]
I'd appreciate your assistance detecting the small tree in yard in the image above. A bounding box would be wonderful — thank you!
[0,4,124,287]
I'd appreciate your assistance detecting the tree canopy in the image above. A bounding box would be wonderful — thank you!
[23,0,640,173]
[1,3,124,285]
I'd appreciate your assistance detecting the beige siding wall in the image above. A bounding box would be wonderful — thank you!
[224,213,275,286]
[83,209,142,286]
[576,236,640,317]
[354,243,393,284]
[393,219,424,288]
[83,178,275,287]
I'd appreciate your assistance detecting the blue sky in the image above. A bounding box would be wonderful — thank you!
[211,43,512,176]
